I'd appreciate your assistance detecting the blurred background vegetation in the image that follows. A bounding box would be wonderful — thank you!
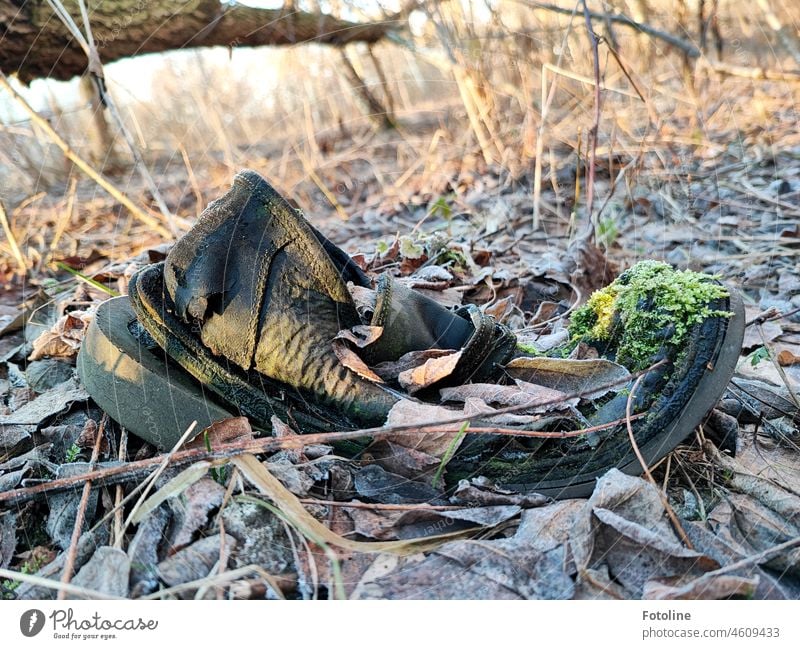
[1,0,799,280]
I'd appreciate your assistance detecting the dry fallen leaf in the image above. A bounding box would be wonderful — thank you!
[335,324,384,348]
[440,381,574,413]
[29,310,94,360]
[398,350,463,394]
[505,357,630,400]
[372,348,457,382]
[332,339,385,383]
[383,400,466,457]
[186,416,253,449]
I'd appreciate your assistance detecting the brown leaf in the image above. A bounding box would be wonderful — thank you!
[364,439,442,485]
[483,295,516,322]
[505,357,630,400]
[383,400,465,457]
[29,310,93,360]
[571,471,718,598]
[335,325,384,348]
[332,340,384,383]
[398,350,463,394]
[372,349,457,382]
[530,300,561,325]
[440,381,574,413]
[187,416,253,449]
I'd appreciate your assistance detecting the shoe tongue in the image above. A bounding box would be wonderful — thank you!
[163,169,360,371]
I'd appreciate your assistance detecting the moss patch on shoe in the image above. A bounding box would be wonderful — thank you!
[568,260,731,371]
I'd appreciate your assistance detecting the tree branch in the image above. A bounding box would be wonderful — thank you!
[1,0,404,82]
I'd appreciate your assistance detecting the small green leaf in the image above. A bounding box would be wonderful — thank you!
[750,346,770,367]
[432,421,469,489]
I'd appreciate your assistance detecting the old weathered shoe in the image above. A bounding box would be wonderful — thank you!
[127,170,516,434]
[80,169,743,501]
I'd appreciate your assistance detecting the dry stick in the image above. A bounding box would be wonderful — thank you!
[0,200,26,275]
[0,71,171,238]
[524,0,800,83]
[532,3,579,229]
[57,414,108,600]
[522,0,700,58]
[0,415,644,509]
[301,498,476,511]
[54,0,178,235]
[580,0,602,241]
[625,374,694,550]
[112,429,128,549]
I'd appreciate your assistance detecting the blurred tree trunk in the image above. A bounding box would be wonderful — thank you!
[78,75,123,170]
[1,0,400,83]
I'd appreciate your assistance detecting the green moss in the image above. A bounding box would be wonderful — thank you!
[568,260,731,371]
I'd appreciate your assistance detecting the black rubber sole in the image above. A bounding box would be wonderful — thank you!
[121,262,744,499]
[448,287,745,499]
[77,296,236,448]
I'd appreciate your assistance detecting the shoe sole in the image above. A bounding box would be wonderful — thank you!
[458,286,745,499]
[77,296,235,448]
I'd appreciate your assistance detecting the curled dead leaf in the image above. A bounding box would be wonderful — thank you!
[29,310,94,361]
[398,350,463,394]
[332,339,384,383]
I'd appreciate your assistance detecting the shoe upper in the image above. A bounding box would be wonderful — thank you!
[161,170,516,426]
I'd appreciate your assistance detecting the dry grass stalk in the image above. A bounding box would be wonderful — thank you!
[0,71,172,238]
[0,200,27,275]
[625,374,694,549]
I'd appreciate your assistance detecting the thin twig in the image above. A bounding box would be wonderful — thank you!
[520,0,701,57]
[625,374,693,549]
[703,535,800,577]
[112,429,128,549]
[58,414,107,599]
[580,0,602,241]
[0,414,648,508]
[50,0,178,235]
[533,4,579,229]
[0,362,665,508]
